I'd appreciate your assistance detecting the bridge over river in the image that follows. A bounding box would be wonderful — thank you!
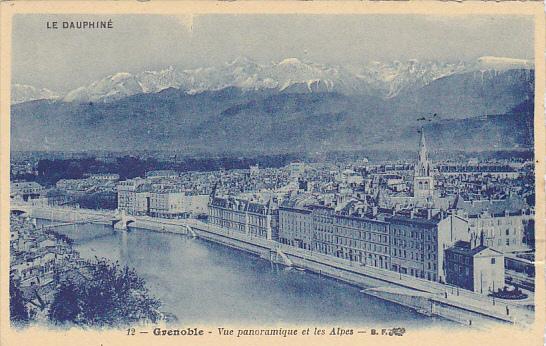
[10,203,138,230]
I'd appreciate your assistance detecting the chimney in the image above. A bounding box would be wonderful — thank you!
[427,209,432,220]
[410,209,415,219]
[372,206,378,217]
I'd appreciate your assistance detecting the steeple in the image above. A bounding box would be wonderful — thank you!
[415,128,432,177]
[413,128,434,199]
[419,129,428,162]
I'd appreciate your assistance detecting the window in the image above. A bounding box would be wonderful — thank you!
[491,258,496,265]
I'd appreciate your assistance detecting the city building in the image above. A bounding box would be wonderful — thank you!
[437,164,520,179]
[149,187,185,218]
[149,187,208,218]
[10,181,44,201]
[388,210,469,283]
[145,170,179,179]
[250,164,260,177]
[45,188,77,207]
[134,183,152,216]
[330,212,391,269]
[337,169,364,185]
[117,178,146,215]
[445,240,505,294]
[117,176,210,217]
[10,215,81,289]
[87,173,120,181]
[453,196,533,253]
[305,199,391,269]
[288,161,306,178]
[208,196,279,240]
[56,179,95,194]
[278,196,315,250]
[381,174,407,192]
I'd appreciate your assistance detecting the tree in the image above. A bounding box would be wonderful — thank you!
[79,259,162,326]
[48,282,81,325]
[10,277,30,326]
[76,192,117,210]
[48,258,162,327]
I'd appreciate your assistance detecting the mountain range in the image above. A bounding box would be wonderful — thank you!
[11,56,532,104]
[11,56,534,154]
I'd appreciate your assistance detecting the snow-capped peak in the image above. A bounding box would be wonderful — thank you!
[352,59,468,98]
[63,72,143,102]
[228,56,258,66]
[13,55,534,104]
[278,57,303,66]
[11,84,59,104]
[109,72,133,81]
[476,56,533,71]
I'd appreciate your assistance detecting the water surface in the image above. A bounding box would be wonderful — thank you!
[38,219,455,327]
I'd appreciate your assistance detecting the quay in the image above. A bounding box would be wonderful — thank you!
[13,204,535,328]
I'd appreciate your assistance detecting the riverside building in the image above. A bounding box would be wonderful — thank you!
[387,209,469,283]
[278,200,314,250]
[208,196,279,240]
[444,240,505,294]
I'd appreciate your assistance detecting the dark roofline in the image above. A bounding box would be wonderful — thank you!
[308,204,334,211]
[279,206,312,214]
[386,215,441,226]
[335,213,389,225]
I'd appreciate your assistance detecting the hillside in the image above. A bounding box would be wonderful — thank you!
[11,68,534,154]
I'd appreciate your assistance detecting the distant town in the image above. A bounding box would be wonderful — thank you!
[10,130,535,326]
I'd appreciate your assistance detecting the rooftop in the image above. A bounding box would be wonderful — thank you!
[454,195,529,217]
[446,240,489,257]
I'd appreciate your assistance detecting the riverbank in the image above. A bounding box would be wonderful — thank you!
[22,206,534,328]
[183,219,528,328]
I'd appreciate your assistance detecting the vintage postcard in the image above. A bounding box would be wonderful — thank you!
[0,2,544,346]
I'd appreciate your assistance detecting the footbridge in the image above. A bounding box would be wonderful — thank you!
[11,203,136,231]
[40,218,107,230]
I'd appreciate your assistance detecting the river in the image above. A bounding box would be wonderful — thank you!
[37,219,455,328]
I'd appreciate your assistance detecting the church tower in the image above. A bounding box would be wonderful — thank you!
[413,129,434,198]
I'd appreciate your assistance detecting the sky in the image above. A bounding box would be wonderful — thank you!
[12,14,534,93]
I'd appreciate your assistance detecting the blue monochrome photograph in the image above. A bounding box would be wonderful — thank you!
[7,12,539,334]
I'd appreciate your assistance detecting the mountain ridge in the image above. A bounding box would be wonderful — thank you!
[11,66,534,154]
[11,56,533,104]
